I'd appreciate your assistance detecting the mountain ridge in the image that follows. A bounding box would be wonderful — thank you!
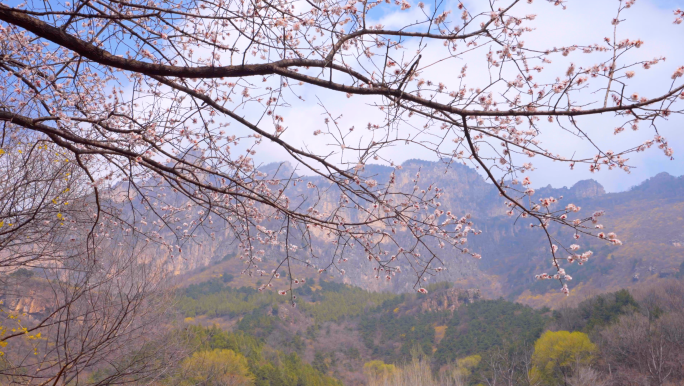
[161,159,684,307]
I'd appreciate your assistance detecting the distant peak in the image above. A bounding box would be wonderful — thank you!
[257,161,296,178]
[651,172,674,180]
[570,179,605,198]
[629,172,680,194]
[401,158,436,167]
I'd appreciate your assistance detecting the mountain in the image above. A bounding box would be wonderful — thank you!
[163,160,684,307]
[486,171,684,306]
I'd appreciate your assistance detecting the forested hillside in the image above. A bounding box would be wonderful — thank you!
[158,267,684,386]
[4,248,683,385]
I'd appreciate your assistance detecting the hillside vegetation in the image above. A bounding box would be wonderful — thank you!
[161,268,684,385]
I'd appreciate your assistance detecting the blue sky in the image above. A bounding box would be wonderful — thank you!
[6,0,684,192]
[262,0,684,193]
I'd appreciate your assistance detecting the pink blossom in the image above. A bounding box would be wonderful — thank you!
[561,284,569,296]
[672,66,684,79]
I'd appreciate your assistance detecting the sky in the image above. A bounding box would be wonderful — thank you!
[242,0,684,192]
[12,0,682,193]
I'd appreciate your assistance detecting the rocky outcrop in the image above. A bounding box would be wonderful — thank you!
[420,288,481,313]
[11,295,48,315]
[1,288,50,318]
[570,179,606,198]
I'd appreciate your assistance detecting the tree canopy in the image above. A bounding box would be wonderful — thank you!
[531,330,596,386]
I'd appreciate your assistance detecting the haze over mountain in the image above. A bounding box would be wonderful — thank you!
[166,159,684,307]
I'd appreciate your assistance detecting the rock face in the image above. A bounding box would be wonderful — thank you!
[11,295,48,315]
[1,285,50,323]
[420,288,481,313]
